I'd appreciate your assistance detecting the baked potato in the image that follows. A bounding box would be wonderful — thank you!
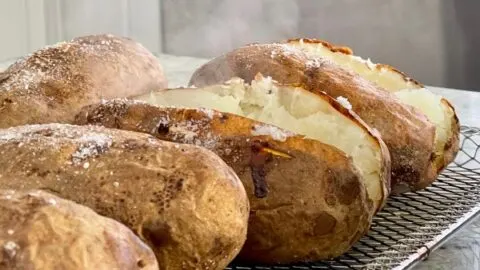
[287,38,460,190]
[0,124,249,270]
[189,43,442,193]
[0,189,158,270]
[0,34,167,129]
[75,74,391,264]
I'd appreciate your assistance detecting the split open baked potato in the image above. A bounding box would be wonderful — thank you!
[287,38,460,192]
[189,42,459,193]
[75,75,391,263]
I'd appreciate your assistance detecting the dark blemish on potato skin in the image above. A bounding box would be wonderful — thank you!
[141,220,175,248]
[390,165,420,190]
[175,178,184,191]
[2,98,13,104]
[219,114,228,123]
[157,123,169,135]
[250,165,268,198]
[338,175,361,205]
[37,170,50,177]
[249,141,271,198]
[444,138,453,151]
[314,212,337,236]
[137,259,146,268]
[26,167,40,177]
[114,117,122,129]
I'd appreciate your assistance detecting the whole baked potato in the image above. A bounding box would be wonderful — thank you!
[0,124,249,270]
[0,34,167,128]
[75,74,391,264]
[188,42,453,193]
[0,189,158,270]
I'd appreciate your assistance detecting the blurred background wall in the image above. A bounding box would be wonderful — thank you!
[0,0,479,90]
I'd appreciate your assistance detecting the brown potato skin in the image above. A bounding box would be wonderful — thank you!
[287,38,460,187]
[75,99,374,264]
[0,124,248,270]
[0,34,167,129]
[0,189,158,270]
[188,43,438,193]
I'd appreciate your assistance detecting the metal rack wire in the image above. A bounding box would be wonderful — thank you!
[228,126,480,270]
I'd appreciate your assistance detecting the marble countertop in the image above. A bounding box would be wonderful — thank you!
[2,54,480,269]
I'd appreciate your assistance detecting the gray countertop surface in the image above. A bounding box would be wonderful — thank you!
[2,54,480,269]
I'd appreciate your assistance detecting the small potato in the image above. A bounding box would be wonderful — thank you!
[0,189,158,270]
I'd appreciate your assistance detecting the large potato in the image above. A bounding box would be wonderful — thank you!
[287,38,460,191]
[0,189,158,270]
[189,43,441,193]
[0,34,167,128]
[75,74,391,264]
[0,124,249,270]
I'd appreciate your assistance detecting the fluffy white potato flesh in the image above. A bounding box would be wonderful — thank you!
[288,40,453,160]
[137,76,385,212]
[394,89,453,156]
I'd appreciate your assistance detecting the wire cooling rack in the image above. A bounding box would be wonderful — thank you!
[227,126,480,270]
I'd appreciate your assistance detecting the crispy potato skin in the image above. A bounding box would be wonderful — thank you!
[0,189,158,270]
[188,43,438,193]
[0,124,248,270]
[0,34,167,129]
[75,99,374,264]
[437,98,460,173]
[286,38,460,188]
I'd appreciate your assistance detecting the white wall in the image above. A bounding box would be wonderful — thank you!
[0,0,162,62]
[0,0,46,61]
